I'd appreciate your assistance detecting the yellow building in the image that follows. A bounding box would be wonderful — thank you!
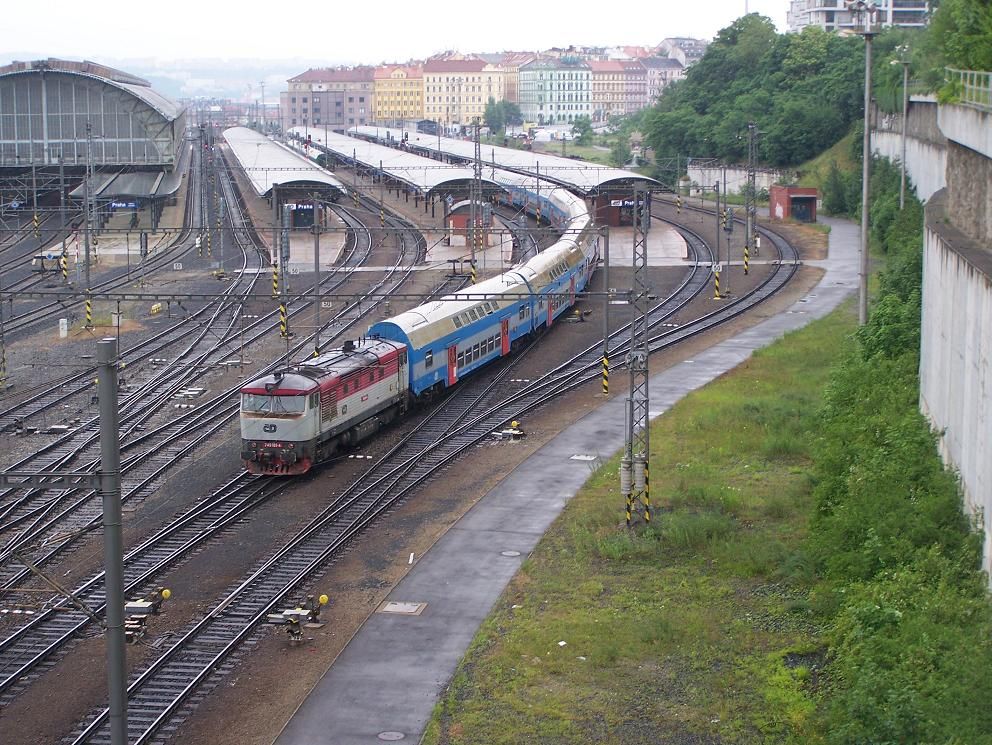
[422,58,505,130]
[374,65,424,124]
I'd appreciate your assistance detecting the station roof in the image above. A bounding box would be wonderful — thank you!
[67,139,190,200]
[0,59,182,121]
[287,127,502,197]
[223,127,345,199]
[349,126,660,196]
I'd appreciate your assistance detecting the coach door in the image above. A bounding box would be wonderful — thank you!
[569,275,576,305]
[501,318,510,355]
[447,345,458,385]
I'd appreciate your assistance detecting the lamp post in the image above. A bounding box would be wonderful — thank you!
[892,44,911,210]
[849,0,878,327]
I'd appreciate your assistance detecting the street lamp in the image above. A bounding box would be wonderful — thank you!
[891,44,911,210]
[849,0,878,327]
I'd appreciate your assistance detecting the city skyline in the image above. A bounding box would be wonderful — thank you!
[1,0,786,66]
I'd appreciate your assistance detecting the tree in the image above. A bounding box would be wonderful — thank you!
[484,97,505,134]
[571,115,593,146]
[822,161,850,215]
[501,101,523,127]
[610,138,632,167]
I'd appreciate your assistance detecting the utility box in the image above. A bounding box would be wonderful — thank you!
[769,185,818,223]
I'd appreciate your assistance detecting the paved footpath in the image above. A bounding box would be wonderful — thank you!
[274,217,860,745]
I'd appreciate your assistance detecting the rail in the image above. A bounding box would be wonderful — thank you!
[946,68,992,111]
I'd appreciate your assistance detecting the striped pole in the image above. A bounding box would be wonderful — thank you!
[714,270,721,300]
[602,354,609,396]
[279,303,288,337]
[353,189,360,208]
[470,260,477,285]
[643,465,651,523]
[60,251,68,283]
[33,213,40,239]
[85,292,93,328]
[743,244,750,275]
[380,207,385,228]
[272,262,279,298]
[625,493,633,527]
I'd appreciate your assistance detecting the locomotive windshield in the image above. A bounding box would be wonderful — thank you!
[241,393,306,414]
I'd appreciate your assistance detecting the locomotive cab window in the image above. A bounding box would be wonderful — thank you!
[241,393,306,414]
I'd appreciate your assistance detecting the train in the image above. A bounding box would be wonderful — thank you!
[239,173,599,475]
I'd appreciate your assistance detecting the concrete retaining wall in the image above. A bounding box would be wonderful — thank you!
[872,98,947,203]
[921,190,992,582]
[685,166,789,196]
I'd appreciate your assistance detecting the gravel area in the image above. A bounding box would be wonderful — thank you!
[0,183,827,744]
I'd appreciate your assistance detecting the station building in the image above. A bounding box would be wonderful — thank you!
[0,58,187,232]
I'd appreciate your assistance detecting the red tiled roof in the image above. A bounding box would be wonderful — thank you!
[423,58,488,73]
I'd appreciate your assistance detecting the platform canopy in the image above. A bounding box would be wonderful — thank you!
[349,126,659,196]
[289,127,504,198]
[224,127,345,199]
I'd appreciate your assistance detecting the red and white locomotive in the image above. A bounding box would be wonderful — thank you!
[240,339,408,474]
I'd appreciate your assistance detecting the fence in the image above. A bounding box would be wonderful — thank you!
[946,68,991,110]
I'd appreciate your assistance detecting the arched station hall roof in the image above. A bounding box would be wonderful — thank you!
[288,127,503,199]
[349,126,660,196]
[223,127,345,199]
[0,58,185,168]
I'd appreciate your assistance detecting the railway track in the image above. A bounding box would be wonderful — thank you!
[63,209,802,745]
[0,182,457,704]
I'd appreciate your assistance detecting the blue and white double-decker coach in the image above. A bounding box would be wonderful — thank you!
[368,272,536,397]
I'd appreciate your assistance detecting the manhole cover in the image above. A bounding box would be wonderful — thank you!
[378,732,405,741]
[376,601,427,615]
[501,550,521,557]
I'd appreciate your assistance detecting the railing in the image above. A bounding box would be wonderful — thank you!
[946,68,992,111]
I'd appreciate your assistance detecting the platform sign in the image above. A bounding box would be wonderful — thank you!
[712,263,723,273]
[173,262,183,271]
[321,301,334,309]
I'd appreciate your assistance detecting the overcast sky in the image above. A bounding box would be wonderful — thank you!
[2,0,787,65]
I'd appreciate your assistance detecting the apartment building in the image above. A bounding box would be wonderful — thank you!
[422,57,505,130]
[641,57,685,101]
[588,59,648,122]
[518,57,592,126]
[280,66,375,132]
[374,65,424,124]
[787,0,930,32]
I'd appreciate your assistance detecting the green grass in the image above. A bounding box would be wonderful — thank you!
[423,304,858,745]
[797,132,857,191]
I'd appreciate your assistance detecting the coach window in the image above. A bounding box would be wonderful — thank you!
[453,316,463,329]
[425,350,433,368]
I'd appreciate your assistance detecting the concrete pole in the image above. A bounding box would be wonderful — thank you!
[601,227,610,396]
[84,122,93,291]
[899,60,908,210]
[313,191,321,356]
[97,337,127,745]
[859,32,873,326]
